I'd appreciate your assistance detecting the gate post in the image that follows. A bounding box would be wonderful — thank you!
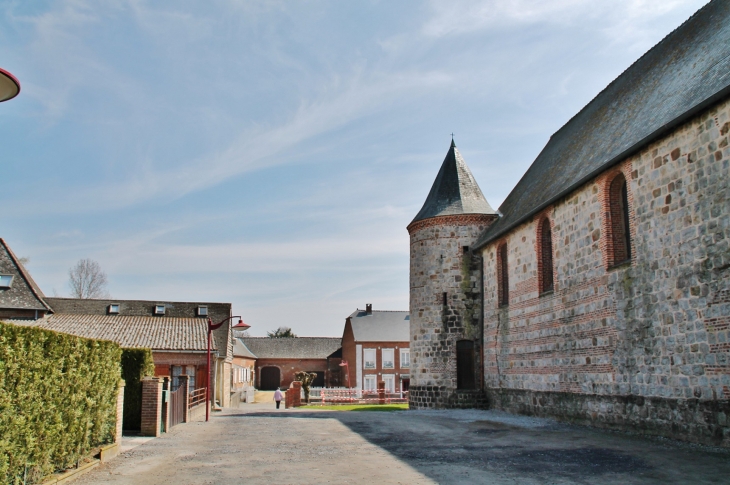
[115,380,125,444]
[378,381,386,405]
[141,377,163,437]
[286,381,302,408]
[160,378,170,433]
[180,375,190,423]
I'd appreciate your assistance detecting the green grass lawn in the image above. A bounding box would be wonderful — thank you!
[302,403,409,412]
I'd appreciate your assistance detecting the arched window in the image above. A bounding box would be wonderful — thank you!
[539,217,554,293]
[608,174,632,266]
[497,243,509,306]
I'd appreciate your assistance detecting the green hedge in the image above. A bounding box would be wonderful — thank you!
[120,348,155,432]
[0,322,122,485]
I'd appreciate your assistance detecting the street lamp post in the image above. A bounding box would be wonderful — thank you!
[0,68,20,103]
[206,315,244,422]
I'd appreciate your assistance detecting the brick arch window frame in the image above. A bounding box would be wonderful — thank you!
[537,216,555,294]
[602,170,634,269]
[497,241,509,307]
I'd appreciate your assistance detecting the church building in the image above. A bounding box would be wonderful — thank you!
[409,0,730,447]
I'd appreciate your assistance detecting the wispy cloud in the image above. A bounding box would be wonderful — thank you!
[1,0,710,336]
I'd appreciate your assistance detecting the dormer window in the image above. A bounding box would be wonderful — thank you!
[155,305,166,315]
[108,304,120,314]
[0,275,13,288]
[197,305,208,317]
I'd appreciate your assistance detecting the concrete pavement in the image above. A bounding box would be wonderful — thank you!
[74,403,730,484]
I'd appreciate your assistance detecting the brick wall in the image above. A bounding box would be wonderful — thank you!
[255,358,329,389]
[481,96,730,446]
[408,213,497,408]
[341,320,357,387]
[355,341,410,390]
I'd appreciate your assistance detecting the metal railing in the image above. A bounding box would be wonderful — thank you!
[189,387,206,409]
[318,388,409,405]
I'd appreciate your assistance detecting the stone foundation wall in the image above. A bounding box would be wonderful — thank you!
[480,96,730,445]
[410,385,489,409]
[487,388,729,446]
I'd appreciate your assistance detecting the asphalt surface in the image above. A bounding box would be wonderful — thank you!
[75,403,730,484]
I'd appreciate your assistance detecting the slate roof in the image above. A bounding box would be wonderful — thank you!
[474,0,730,248]
[241,337,341,360]
[7,314,212,351]
[411,140,497,225]
[0,238,52,312]
[233,338,257,359]
[348,309,410,342]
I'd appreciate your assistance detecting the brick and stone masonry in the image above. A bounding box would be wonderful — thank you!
[481,97,730,446]
[408,213,497,408]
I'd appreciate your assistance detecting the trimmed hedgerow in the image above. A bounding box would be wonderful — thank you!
[0,322,122,485]
[120,348,155,432]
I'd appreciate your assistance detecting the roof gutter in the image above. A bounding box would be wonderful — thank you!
[149,349,211,354]
[474,85,730,251]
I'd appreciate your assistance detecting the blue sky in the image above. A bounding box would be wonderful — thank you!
[1,0,708,336]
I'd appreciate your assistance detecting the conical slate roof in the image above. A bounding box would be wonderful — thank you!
[411,140,496,224]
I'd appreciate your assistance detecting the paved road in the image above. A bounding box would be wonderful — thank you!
[76,403,730,484]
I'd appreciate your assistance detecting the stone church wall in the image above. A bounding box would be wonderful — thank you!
[409,213,496,408]
[481,96,730,446]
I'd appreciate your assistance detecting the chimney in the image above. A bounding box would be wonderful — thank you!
[366,304,372,315]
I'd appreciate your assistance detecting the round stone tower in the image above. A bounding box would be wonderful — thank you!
[408,140,498,409]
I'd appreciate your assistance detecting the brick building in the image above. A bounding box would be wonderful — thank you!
[0,238,53,320]
[242,337,342,390]
[14,297,236,407]
[409,0,730,446]
[0,238,240,406]
[231,337,257,403]
[0,240,238,409]
[341,305,410,393]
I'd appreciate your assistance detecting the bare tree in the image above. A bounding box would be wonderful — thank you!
[68,259,109,299]
[294,371,318,403]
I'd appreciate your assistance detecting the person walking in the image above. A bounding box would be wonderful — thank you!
[274,387,283,409]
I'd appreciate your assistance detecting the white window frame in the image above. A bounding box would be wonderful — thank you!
[363,375,377,391]
[363,348,376,369]
[0,275,14,288]
[400,349,410,369]
[155,304,166,315]
[381,348,394,369]
[383,374,395,393]
[197,305,208,317]
[108,304,120,314]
